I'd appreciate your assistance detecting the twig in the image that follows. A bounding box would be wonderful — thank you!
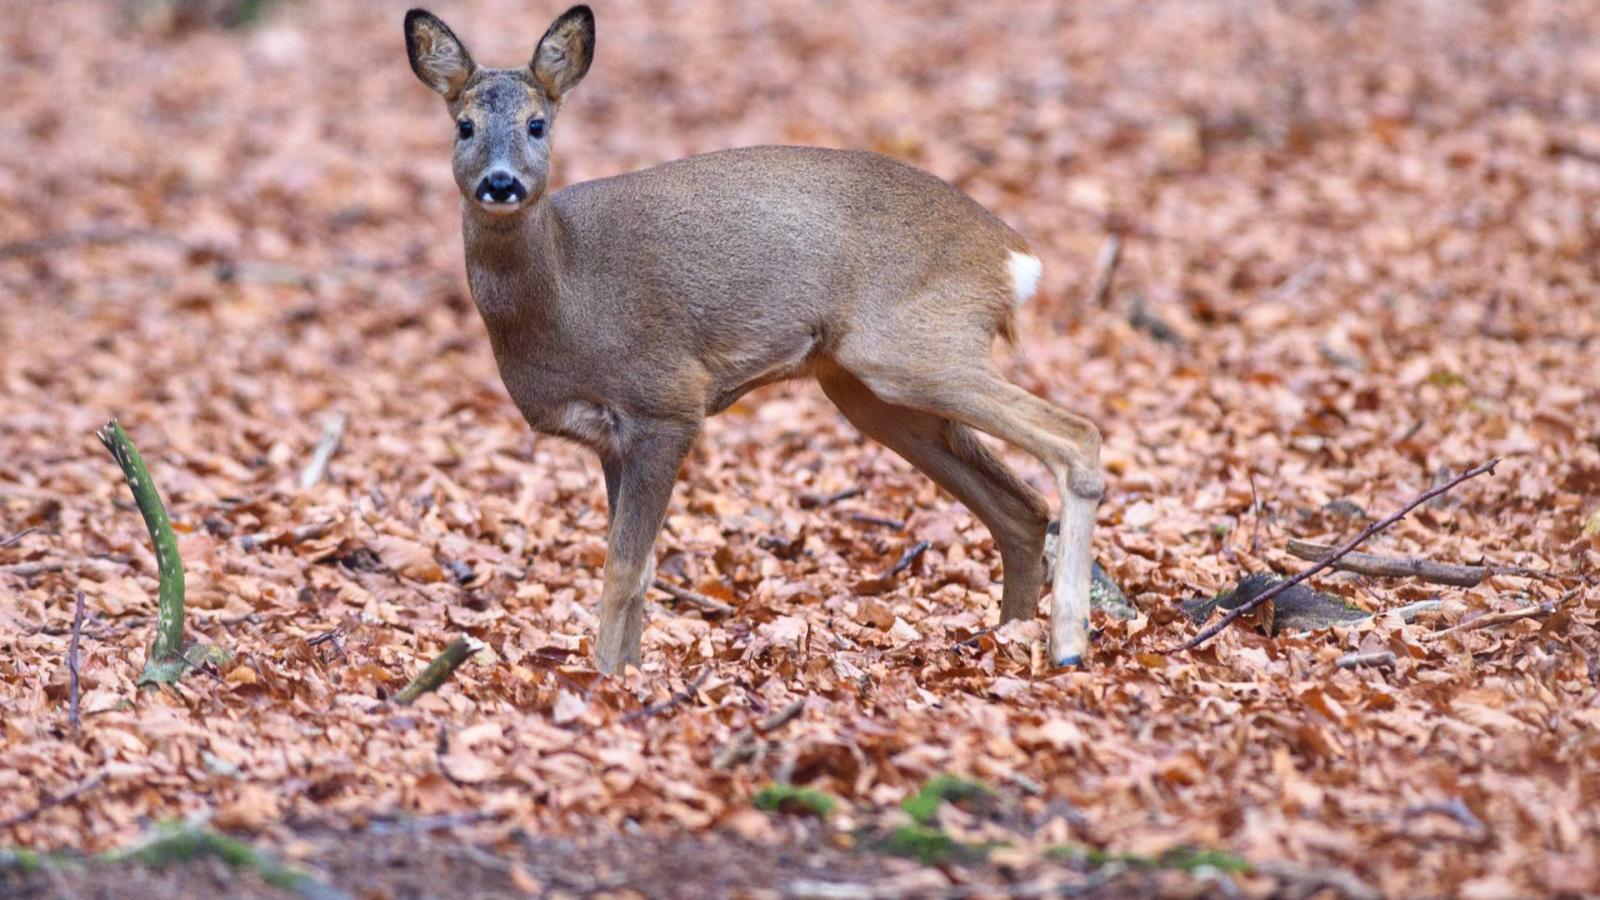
[0,226,181,263]
[239,520,335,551]
[712,696,807,769]
[0,773,106,831]
[307,627,345,647]
[1286,539,1487,587]
[951,627,994,650]
[68,591,86,735]
[848,512,905,531]
[1180,459,1499,651]
[1335,650,1395,670]
[619,668,710,725]
[0,527,37,549]
[1248,472,1263,556]
[1402,797,1488,840]
[651,578,736,616]
[1418,592,1572,642]
[0,560,65,576]
[1388,599,1443,623]
[886,540,932,578]
[393,636,482,704]
[298,413,347,490]
[1086,234,1123,309]
[798,486,862,509]
[1255,861,1380,900]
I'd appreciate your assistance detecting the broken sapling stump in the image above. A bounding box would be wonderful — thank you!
[1181,573,1369,635]
[96,419,229,685]
[393,636,482,704]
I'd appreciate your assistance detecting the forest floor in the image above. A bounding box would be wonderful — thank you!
[3,0,1600,896]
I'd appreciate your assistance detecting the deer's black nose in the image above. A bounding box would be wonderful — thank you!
[477,171,527,205]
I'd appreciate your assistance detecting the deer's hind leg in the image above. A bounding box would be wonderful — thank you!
[817,362,1051,623]
[829,321,1103,666]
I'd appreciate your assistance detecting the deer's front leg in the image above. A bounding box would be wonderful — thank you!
[593,421,698,675]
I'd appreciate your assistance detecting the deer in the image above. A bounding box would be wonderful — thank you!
[403,5,1105,675]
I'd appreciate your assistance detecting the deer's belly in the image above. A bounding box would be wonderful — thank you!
[525,398,621,454]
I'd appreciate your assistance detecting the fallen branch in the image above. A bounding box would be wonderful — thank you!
[848,512,905,531]
[1180,459,1499,650]
[798,486,862,509]
[1256,861,1380,900]
[298,412,347,490]
[97,419,227,685]
[238,520,335,551]
[1388,599,1443,622]
[0,226,181,263]
[1401,797,1488,841]
[1335,650,1396,670]
[618,668,710,725]
[1418,591,1572,642]
[68,591,86,736]
[393,636,482,704]
[1086,234,1123,309]
[651,578,736,616]
[0,527,37,549]
[1285,539,1487,587]
[886,540,932,578]
[712,697,808,769]
[0,560,65,576]
[0,773,106,831]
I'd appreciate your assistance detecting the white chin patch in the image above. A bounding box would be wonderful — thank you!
[477,197,523,214]
[1007,251,1043,307]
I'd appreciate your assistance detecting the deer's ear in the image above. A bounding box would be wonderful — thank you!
[531,5,595,100]
[405,9,475,100]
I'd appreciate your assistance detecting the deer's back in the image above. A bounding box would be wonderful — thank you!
[549,146,1028,409]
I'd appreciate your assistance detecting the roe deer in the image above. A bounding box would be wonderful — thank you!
[404,5,1104,674]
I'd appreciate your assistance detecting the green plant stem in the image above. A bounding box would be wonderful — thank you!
[97,419,184,663]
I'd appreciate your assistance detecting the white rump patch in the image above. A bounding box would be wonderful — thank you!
[1006,251,1042,307]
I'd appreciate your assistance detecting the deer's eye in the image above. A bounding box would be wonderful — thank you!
[456,119,475,140]
[527,118,546,139]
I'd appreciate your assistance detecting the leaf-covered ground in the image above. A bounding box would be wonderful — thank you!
[3,0,1599,895]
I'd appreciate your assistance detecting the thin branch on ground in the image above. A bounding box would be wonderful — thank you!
[0,226,182,262]
[1419,589,1575,642]
[298,412,347,490]
[1086,234,1123,309]
[68,591,86,735]
[1401,797,1489,840]
[393,636,482,704]
[712,696,807,769]
[618,668,710,725]
[1248,472,1262,556]
[886,540,932,578]
[651,578,737,616]
[1179,459,1500,650]
[239,520,335,551]
[798,486,862,508]
[1335,650,1396,670]
[1388,599,1443,623]
[0,527,37,549]
[1287,539,1487,587]
[0,773,106,831]
[0,560,65,576]
[848,512,905,531]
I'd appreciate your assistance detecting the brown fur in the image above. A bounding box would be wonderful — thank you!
[405,6,1103,673]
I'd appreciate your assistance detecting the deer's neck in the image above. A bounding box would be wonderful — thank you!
[461,198,570,327]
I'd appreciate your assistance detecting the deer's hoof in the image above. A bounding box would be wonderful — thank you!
[1054,653,1084,667]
